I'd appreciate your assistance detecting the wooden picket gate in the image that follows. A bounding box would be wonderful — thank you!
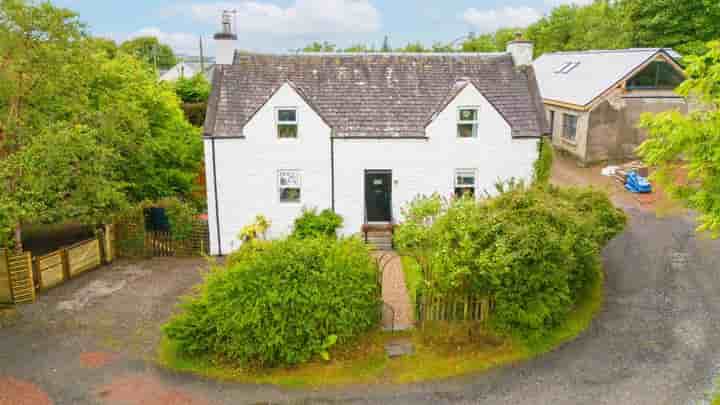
[416,291,493,323]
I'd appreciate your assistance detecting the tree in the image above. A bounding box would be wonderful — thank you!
[0,1,202,248]
[397,41,427,53]
[637,41,720,237]
[381,35,391,52]
[119,36,177,70]
[462,28,525,53]
[525,2,632,56]
[302,41,336,52]
[174,74,211,103]
[623,0,720,56]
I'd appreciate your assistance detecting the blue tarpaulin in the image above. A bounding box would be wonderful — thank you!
[625,171,652,193]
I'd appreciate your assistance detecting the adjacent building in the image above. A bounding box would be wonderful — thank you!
[532,48,687,164]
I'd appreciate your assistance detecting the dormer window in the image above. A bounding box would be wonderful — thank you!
[277,108,298,138]
[458,108,479,138]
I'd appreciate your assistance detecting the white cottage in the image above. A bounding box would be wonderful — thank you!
[203,32,548,255]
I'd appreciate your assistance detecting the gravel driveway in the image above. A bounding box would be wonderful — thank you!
[2,207,720,404]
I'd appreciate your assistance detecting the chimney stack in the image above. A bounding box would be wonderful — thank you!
[214,10,238,65]
[506,32,534,67]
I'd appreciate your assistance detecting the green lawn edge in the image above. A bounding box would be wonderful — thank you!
[156,267,605,389]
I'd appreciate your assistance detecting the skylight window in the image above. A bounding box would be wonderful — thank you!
[555,61,580,74]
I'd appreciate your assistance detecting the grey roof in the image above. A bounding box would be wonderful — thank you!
[204,52,548,138]
[532,48,682,107]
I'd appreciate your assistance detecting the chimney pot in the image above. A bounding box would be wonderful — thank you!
[507,36,534,67]
[214,10,238,65]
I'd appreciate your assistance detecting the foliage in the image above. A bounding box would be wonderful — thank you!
[302,41,336,52]
[119,36,177,70]
[623,0,720,56]
[181,102,208,127]
[0,1,202,247]
[462,28,524,52]
[525,2,633,57]
[533,138,554,186]
[292,208,343,239]
[638,41,720,237]
[395,186,625,337]
[163,237,380,368]
[174,74,211,104]
[158,198,198,241]
[239,215,271,242]
[159,264,604,387]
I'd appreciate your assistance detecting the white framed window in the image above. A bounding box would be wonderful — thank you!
[457,107,479,138]
[278,169,301,203]
[454,169,477,198]
[276,108,298,138]
[562,113,578,141]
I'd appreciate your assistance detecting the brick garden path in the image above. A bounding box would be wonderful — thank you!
[376,252,414,331]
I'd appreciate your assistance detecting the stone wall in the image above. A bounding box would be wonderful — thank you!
[586,91,688,164]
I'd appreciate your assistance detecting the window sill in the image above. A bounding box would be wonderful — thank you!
[561,138,577,147]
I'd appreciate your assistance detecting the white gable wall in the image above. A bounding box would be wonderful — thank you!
[206,83,538,254]
[205,83,332,254]
[334,83,538,235]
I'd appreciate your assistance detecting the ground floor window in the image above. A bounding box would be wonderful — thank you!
[562,114,578,141]
[278,170,301,203]
[549,110,555,138]
[454,169,477,198]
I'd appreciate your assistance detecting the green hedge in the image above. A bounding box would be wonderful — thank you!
[163,237,380,368]
[395,186,626,338]
[533,137,554,186]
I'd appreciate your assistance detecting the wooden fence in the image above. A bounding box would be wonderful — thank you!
[416,291,493,323]
[115,220,209,258]
[0,227,115,305]
[0,250,35,305]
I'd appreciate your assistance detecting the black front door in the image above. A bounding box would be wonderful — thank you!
[365,171,392,223]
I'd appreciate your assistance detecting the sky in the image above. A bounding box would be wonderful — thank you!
[52,0,592,56]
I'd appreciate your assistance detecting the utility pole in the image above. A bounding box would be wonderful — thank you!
[199,36,205,73]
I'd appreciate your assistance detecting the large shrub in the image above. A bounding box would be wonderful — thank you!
[395,186,626,337]
[292,208,343,239]
[163,237,380,368]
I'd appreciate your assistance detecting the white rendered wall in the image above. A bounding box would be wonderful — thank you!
[333,84,539,235]
[205,83,332,254]
[205,82,539,254]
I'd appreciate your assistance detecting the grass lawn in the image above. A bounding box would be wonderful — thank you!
[157,267,605,388]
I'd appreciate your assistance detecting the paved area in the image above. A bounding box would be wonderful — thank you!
[377,252,414,331]
[1,161,720,403]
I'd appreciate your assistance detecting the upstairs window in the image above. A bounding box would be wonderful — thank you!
[627,61,684,90]
[278,170,301,203]
[454,169,477,198]
[458,108,479,138]
[277,108,298,138]
[562,114,578,141]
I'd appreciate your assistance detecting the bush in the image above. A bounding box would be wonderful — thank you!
[163,237,380,368]
[533,137,554,186]
[395,185,626,338]
[181,102,207,127]
[292,208,343,239]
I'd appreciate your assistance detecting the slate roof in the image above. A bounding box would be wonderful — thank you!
[532,48,682,107]
[204,52,549,138]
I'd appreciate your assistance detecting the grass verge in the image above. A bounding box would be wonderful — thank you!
[157,267,605,389]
